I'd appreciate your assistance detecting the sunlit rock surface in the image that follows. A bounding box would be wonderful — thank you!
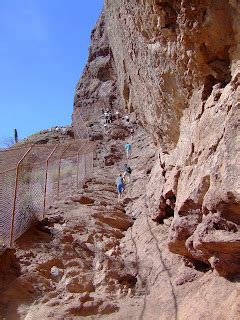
[1,1,239,319]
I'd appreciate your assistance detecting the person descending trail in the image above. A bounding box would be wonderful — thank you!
[104,110,110,124]
[125,114,130,125]
[124,142,132,159]
[123,163,132,184]
[116,174,125,202]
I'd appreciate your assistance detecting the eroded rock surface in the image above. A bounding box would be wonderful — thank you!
[1,1,239,319]
[73,13,121,124]
[1,126,239,319]
[71,0,239,317]
[99,0,240,275]
[0,144,133,318]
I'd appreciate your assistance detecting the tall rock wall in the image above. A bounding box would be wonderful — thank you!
[74,0,240,275]
[73,13,121,122]
[105,0,239,147]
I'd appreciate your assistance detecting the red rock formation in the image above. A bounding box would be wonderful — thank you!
[73,0,240,317]
[97,0,240,276]
[73,13,121,123]
[1,1,239,319]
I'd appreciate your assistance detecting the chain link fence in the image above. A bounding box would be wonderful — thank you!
[72,108,90,140]
[0,140,96,248]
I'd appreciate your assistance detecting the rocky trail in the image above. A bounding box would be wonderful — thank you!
[0,124,154,319]
[1,122,239,319]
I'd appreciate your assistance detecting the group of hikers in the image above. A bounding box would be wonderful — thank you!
[101,109,131,129]
[100,108,134,202]
[101,109,113,124]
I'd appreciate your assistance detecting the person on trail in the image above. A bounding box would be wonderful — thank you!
[109,110,112,123]
[123,163,132,183]
[124,142,132,159]
[125,114,130,125]
[116,174,125,201]
[115,110,119,120]
[104,111,110,124]
[129,128,134,138]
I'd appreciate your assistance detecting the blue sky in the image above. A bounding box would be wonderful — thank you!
[0,0,103,145]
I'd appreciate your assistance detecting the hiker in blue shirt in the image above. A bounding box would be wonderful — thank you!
[116,174,125,202]
[124,142,132,159]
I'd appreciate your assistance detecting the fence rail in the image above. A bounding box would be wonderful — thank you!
[0,140,96,248]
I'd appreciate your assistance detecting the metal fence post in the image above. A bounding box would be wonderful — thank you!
[43,144,58,219]
[10,145,34,247]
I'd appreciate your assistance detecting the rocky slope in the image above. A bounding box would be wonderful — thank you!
[74,0,240,276]
[1,124,239,319]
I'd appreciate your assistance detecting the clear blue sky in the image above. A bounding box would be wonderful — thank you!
[0,0,103,145]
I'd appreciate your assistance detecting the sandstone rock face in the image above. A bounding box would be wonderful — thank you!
[99,0,240,276]
[105,0,239,146]
[1,2,239,319]
[73,13,121,124]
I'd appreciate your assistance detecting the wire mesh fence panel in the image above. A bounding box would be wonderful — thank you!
[61,140,86,159]
[0,140,96,248]
[59,156,78,193]
[45,159,60,209]
[30,163,46,220]
[22,144,57,166]
[85,152,93,179]
[12,162,46,242]
[72,109,89,140]
[0,169,16,247]
[0,146,31,172]
[77,154,86,186]
[44,141,89,206]
[44,143,73,205]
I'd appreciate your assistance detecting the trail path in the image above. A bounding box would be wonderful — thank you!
[1,122,239,320]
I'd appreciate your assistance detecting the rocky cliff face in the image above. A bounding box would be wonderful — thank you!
[73,13,121,122]
[75,0,240,276]
[0,2,239,319]
[105,0,239,146]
